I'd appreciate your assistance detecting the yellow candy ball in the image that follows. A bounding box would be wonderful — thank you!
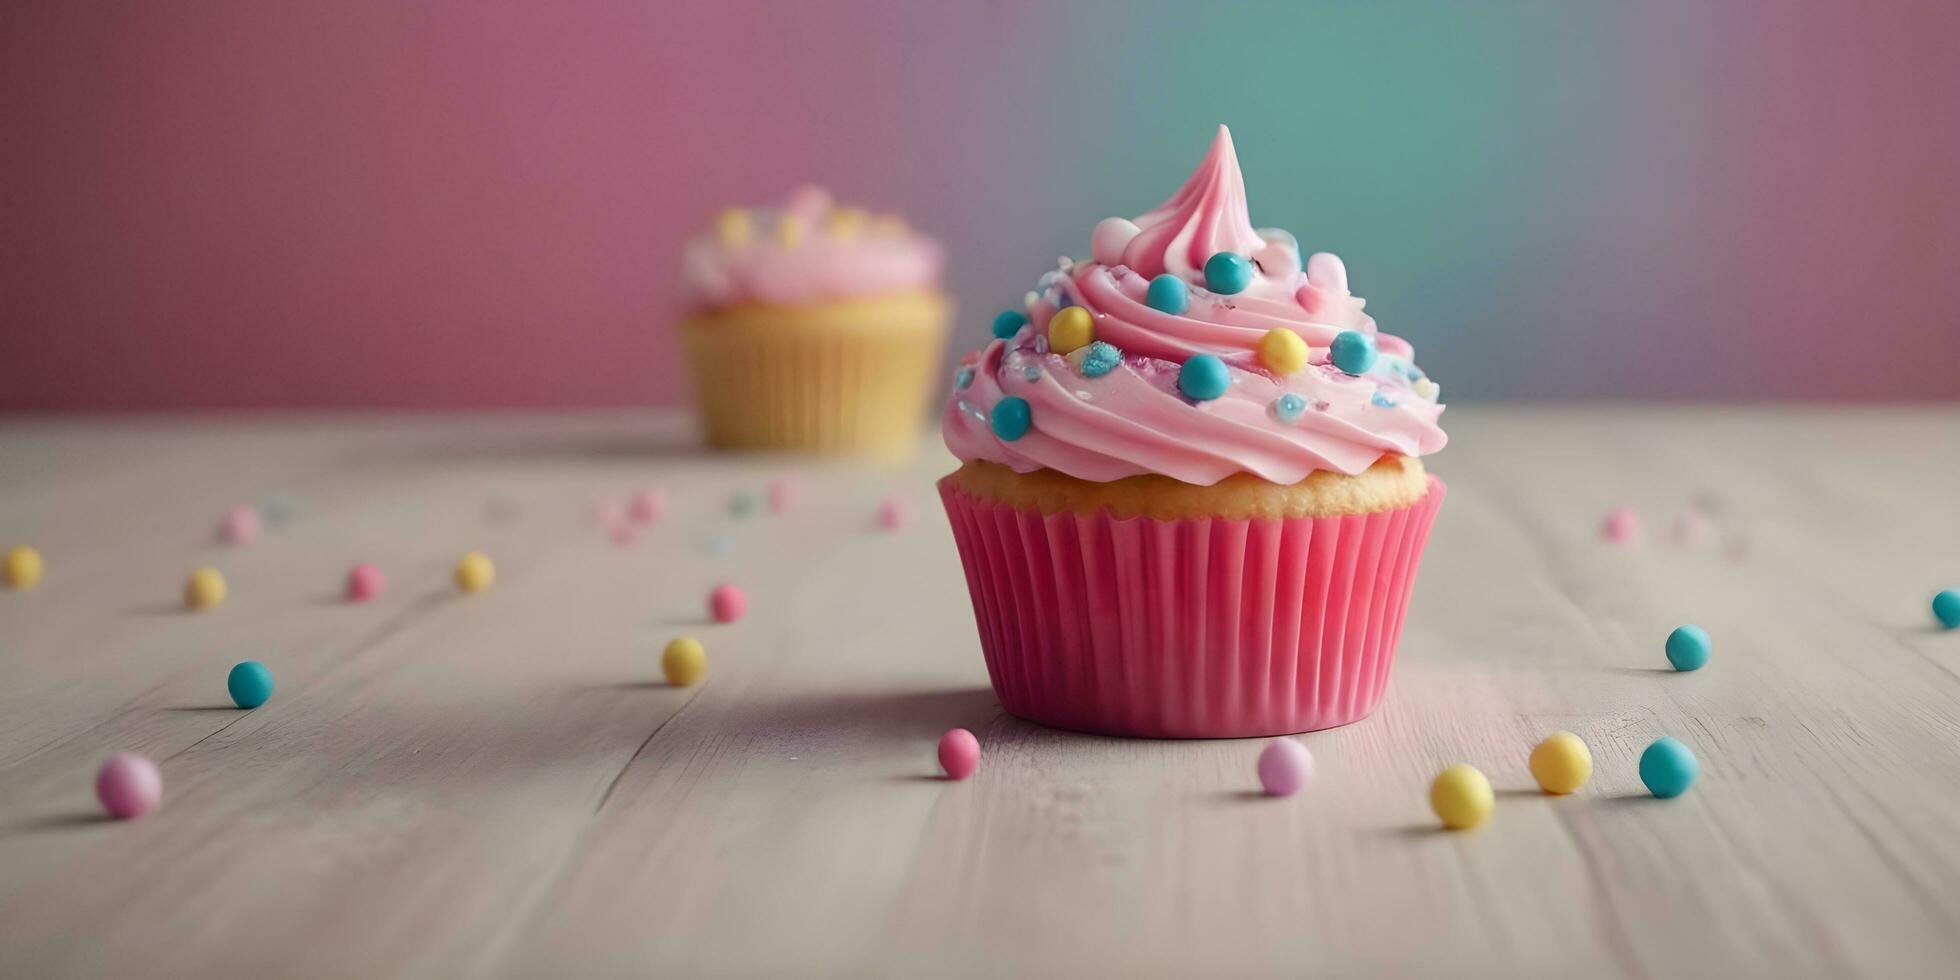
[1048,306,1095,355]
[454,551,495,594]
[714,208,752,247]
[1429,763,1493,830]
[662,636,708,687]
[184,566,227,611]
[775,214,806,249]
[4,545,44,590]
[1529,731,1593,795]
[1257,328,1309,375]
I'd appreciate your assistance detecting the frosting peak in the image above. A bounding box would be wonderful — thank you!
[943,127,1446,488]
[1121,126,1268,282]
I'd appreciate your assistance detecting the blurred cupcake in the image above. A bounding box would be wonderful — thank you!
[679,187,950,455]
[938,126,1447,738]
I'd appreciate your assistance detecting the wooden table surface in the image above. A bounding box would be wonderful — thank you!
[2,407,1958,978]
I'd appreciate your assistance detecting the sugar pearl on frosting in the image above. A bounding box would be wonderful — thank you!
[1203,252,1254,295]
[1274,393,1307,422]
[1091,217,1140,266]
[992,310,1028,340]
[1330,330,1377,375]
[1178,354,1231,401]
[1306,252,1348,291]
[1145,274,1189,315]
[990,396,1032,441]
[1256,328,1308,375]
[1048,307,1094,354]
[1413,377,1440,401]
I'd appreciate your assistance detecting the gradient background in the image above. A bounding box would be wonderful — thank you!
[3,0,1955,410]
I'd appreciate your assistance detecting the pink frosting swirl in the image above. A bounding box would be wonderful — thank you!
[682,187,943,307]
[942,126,1446,486]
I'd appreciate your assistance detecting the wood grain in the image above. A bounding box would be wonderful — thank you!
[1,408,1957,977]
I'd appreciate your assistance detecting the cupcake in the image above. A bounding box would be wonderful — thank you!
[679,187,951,455]
[937,126,1447,738]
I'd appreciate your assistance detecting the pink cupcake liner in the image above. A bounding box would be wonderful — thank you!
[938,475,1445,738]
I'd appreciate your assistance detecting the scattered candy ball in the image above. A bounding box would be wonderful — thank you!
[662,636,708,687]
[938,728,980,780]
[628,489,664,524]
[1601,506,1640,543]
[1328,330,1377,375]
[1256,738,1314,797]
[1528,732,1593,795]
[1177,353,1231,401]
[1256,328,1308,375]
[1047,306,1094,355]
[219,504,261,546]
[1639,737,1699,798]
[767,478,796,514]
[990,396,1032,441]
[1933,589,1960,630]
[96,753,162,820]
[1145,273,1190,314]
[991,309,1028,340]
[877,497,907,531]
[184,567,227,611]
[709,584,747,623]
[453,551,495,594]
[1665,625,1711,672]
[4,545,43,590]
[729,492,760,518]
[1203,251,1254,295]
[1429,763,1493,830]
[227,660,275,709]
[345,563,385,602]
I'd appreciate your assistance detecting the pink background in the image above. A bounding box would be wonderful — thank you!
[3,1,1957,409]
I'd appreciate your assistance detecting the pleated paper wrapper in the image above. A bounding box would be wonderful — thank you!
[939,475,1445,738]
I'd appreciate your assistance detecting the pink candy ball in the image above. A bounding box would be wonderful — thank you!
[629,489,665,525]
[220,504,261,546]
[709,584,747,623]
[1601,506,1640,544]
[938,728,980,780]
[876,497,907,531]
[1256,738,1313,797]
[345,563,385,602]
[96,752,162,820]
[767,478,796,515]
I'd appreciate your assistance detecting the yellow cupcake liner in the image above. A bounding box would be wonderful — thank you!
[680,291,950,456]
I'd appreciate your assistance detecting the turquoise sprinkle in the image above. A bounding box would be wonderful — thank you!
[955,367,974,390]
[1933,590,1960,629]
[1665,625,1711,671]
[1275,393,1306,422]
[1080,341,1122,378]
[1145,274,1190,314]
[1370,391,1397,408]
[1021,364,1041,381]
[991,310,1028,339]
[1639,737,1699,799]
[1203,252,1254,295]
[1329,330,1378,375]
[990,396,1032,441]
[1177,354,1231,401]
[227,661,274,709]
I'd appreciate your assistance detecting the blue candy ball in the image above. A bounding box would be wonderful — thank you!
[1329,330,1378,375]
[1145,274,1190,314]
[1639,737,1699,799]
[1274,393,1307,422]
[1177,353,1231,401]
[227,660,275,709]
[1203,252,1254,295]
[1079,341,1122,378]
[990,396,1032,441]
[1665,624,1711,671]
[1934,589,1960,630]
[991,310,1028,339]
